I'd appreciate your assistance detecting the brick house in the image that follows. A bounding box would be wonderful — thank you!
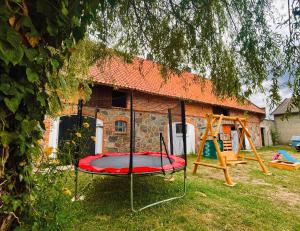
[44,57,265,156]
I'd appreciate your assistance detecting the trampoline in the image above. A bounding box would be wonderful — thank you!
[74,93,187,212]
[78,152,185,175]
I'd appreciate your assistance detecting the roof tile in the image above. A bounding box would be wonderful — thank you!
[90,57,265,114]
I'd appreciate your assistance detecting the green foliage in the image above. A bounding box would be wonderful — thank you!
[91,0,282,103]
[57,119,96,164]
[281,0,300,112]
[0,1,100,229]
[271,129,280,145]
[17,119,95,230]
[16,161,76,231]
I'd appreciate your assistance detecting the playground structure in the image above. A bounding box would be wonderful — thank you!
[269,150,300,170]
[193,114,271,186]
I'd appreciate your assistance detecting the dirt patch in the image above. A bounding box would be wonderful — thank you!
[272,188,300,207]
[201,212,215,223]
[250,179,272,186]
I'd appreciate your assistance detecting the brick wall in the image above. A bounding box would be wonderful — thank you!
[43,89,263,153]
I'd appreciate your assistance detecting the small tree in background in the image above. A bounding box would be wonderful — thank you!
[271,129,280,146]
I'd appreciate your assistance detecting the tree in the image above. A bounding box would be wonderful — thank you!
[0,0,292,229]
[0,1,100,229]
[282,0,300,111]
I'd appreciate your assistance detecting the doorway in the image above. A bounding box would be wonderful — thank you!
[260,127,265,146]
[48,115,103,157]
[170,122,195,155]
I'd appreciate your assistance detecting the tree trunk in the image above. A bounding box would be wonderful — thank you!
[0,214,15,231]
[0,145,27,231]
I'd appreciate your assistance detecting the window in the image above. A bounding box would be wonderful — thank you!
[212,106,229,116]
[176,123,187,134]
[115,121,127,133]
[112,91,127,108]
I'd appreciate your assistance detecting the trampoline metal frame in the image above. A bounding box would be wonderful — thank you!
[74,93,188,212]
[129,98,188,212]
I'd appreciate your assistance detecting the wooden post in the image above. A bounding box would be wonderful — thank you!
[236,122,246,159]
[238,118,270,174]
[209,124,235,186]
[246,132,270,174]
[213,114,223,137]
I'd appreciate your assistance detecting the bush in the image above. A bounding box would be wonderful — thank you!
[271,129,280,145]
[15,120,95,230]
[56,119,96,165]
[16,160,75,230]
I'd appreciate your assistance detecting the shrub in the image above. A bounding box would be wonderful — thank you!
[271,129,280,145]
[16,159,75,230]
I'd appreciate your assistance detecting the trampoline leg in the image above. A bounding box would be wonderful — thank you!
[130,171,186,213]
[130,173,136,212]
[74,166,78,200]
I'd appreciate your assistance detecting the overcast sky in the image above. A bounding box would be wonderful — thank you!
[249,0,292,118]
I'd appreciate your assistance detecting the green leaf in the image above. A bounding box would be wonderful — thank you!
[0,83,10,95]
[62,2,68,16]
[0,41,24,65]
[4,93,23,113]
[0,22,7,39]
[37,94,46,106]
[51,59,60,70]
[46,19,58,36]
[59,75,67,89]
[24,48,38,61]
[7,45,24,65]
[21,16,40,36]
[7,27,22,48]
[0,131,16,147]
[26,68,39,83]
[12,199,22,211]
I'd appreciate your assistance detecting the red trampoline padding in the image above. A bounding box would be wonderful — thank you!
[78,152,185,174]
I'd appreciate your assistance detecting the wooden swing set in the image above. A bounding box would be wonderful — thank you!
[193,114,271,186]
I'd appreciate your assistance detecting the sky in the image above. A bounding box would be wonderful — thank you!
[249,0,292,118]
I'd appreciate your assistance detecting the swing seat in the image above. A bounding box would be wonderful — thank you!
[221,151,247,166]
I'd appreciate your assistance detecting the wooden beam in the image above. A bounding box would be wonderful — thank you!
[241,156,265,162]
[246,132,271,175]
[194,162,226,169]
[237,118,251,137]
[212,114,247,121]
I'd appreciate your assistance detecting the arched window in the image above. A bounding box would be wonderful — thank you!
[115,120,127,133]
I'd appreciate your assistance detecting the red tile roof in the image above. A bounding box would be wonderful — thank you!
[90,57,265,114]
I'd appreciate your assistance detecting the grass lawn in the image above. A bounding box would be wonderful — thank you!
[68,146,300,231]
